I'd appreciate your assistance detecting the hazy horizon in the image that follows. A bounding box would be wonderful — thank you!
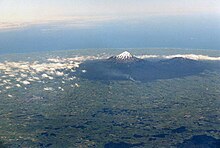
[0,0,220,54]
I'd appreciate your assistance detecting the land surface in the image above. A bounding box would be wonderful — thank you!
[0,49,220,147]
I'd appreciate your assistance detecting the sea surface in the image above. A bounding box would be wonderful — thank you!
[0,48,220,147]
[0,15,220,54]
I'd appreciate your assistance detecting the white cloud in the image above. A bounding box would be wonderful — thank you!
[163,54,220,61]
[22,80,30,85]
[0,55,103,91]
[138,54,220,61]
[44,87,53,91]
[137,55,159,59]
[8,94,13,98]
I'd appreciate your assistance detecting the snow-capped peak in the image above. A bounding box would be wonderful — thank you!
[116,51,133,60]
[108,51,141,63]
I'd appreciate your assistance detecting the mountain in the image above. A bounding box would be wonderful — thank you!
[75,52,212,82]
[108,51,141,63]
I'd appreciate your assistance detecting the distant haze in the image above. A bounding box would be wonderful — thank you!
[0,0,219,54]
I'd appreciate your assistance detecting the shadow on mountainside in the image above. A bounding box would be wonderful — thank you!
[75,57,219,83]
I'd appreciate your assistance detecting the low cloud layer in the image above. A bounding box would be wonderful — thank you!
[137,54,220,61]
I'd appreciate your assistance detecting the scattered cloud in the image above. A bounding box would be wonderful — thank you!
[0,54,108,93]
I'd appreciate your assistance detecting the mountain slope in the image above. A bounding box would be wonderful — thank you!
[76,52,213,82]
